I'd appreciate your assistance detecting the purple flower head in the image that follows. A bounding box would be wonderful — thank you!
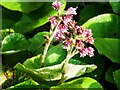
[62,15,73,25]
[79,48,88,57]
[55,31,65,40]
[62,37,71,51]
[68,20,76,30]
[86,47,94,57]
[65,7,77,15]
[52,0,62,10]
[58,23,68,33]
[49,16,58,26]
[75,40,84,50]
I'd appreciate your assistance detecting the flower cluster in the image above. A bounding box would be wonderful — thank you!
[49,0,95,57]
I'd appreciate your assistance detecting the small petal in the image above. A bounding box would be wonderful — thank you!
[75,40,84,50]
[58,23,68,33]
[49,16,58,26]
[65,7,77,15]
[62,37,71,51]
[55,31,65,40]
[79,48,88,57]
[52,0,62,10]
[86,47,94,57]
[62,15,73,25]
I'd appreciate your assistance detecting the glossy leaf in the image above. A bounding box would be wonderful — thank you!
[6,79,49,90]
[12,1,66,33]
[14,62,96,85]
[1,33,28,52]
[78,3,110,25]
[105,64,120,83]
[0,2,44,13]
[113,69,120,90]
[109,1,120,14]
[50,77,103,89]
[44,44,66,67]
[28,31,49,55]
[72,51,105,81]
[23,54,42,69]
[94,38,120,64]
[82,14,120,38]
[2,7,22,29]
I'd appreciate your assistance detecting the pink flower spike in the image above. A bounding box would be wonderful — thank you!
[65,7,77,15]
[86,37,94,44]
[49,16,58,26]
[62,37,71,51]
[58,23,68,33]
[55,31,64,40]
[86,47,94,57]
[62,15,73,25]
[75,40,84,50]
[79,48,88,57]
[52,0,62,10]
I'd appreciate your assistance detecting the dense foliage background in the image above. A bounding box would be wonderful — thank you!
[0,1,120,90]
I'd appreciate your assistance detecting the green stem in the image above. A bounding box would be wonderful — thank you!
[41,21,61,67]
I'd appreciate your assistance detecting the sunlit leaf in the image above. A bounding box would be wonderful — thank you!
[50,77,103,89]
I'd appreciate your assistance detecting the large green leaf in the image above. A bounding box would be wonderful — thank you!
[2,7,22,29]
[109,0,120,14]
[23,54,42,69]
[12,1,66,33]
[44,44,66,67]
[82,14,120,63]
[78,3,111,25]
[50,77,103,89]
[0,2,44,13]
[6,79,50,90]
[105,64,120,83]
[1,33,28,52]
[28,31,49,55]
[113,69,120,90]
[94,38,120,64]
[14,63,96,85]
[72,51,105,81]
[82,14,120,38]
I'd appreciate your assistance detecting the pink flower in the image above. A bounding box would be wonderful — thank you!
[68,20,76,30]
[49,16,58,26]
[65,7,77,15]
[79,48,88,57]
[86,47,94,57]
[62,37,71,51]
[86,37,94,44]
[62,15,73,25]
[58,23,68,33]
[75,40,84,50]
[55,31,65,40]
[52,0,62,10]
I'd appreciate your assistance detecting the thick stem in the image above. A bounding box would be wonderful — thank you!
[41,21,61,67]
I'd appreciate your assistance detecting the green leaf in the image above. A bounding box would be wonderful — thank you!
[2,7,22,29]
[105,64,120,83]
[3,50,28,67]
[94,38,120,64]
[72,51,105,81]
[23,54,42,69]
[78,3,110,25]
[113,69,120,90]
[82,14,120,38]
[0,2,44,13]
[50,77,103,89]
[14,63,96,85]
[28,31,49,55]
[1,33,28,52]
[12,1,66,33]
[109,0,120,14]
[44,44,66,67]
